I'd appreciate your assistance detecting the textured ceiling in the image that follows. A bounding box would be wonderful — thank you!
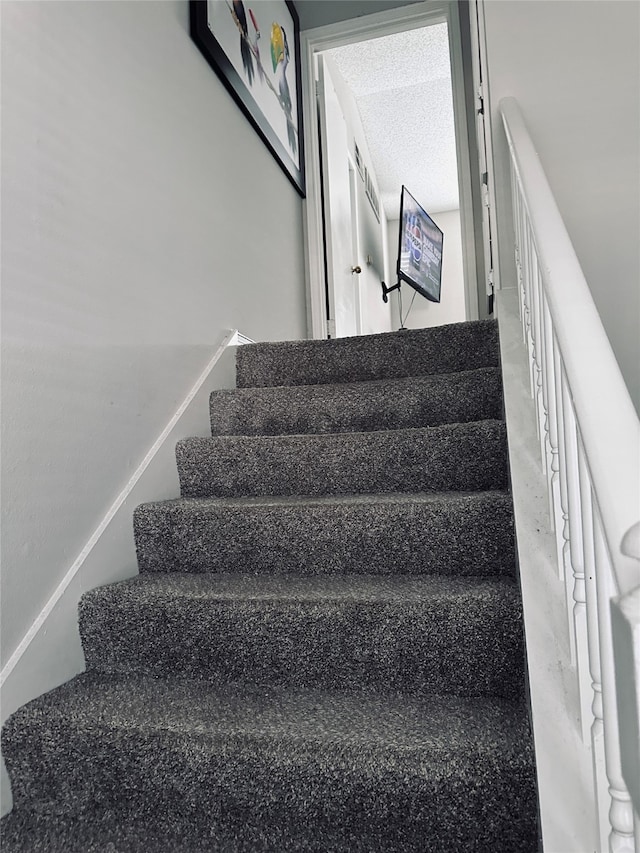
[325,23,459,219]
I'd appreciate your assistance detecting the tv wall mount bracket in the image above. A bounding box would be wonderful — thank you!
[380,280,401,303]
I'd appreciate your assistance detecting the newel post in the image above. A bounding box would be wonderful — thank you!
[592,513,636,852]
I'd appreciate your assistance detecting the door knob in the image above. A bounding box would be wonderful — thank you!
[351,265,362,274]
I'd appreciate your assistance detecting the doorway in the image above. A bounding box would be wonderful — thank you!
[301,1,489,340]
[317,54,364,338]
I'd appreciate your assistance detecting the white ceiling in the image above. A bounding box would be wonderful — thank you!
[325,23,459,221]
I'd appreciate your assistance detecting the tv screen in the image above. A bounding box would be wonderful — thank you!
[397,186,443,303]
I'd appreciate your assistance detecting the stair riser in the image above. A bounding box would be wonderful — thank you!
[134,494,516,577]
[177,422,508,499]
[4,723,537,853]
[210,369,503,436]
[236,319,500,388]
[79,594,524,699]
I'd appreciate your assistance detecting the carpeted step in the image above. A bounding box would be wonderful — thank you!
[236,319,500,388]
[78,573,524,699]
[210,367,503,436]
[2,317,539,851]
[177,421,508,499]
[1,672,538,853]
[133,490,515,577]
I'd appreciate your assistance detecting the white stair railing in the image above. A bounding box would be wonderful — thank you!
[500,96,640,853]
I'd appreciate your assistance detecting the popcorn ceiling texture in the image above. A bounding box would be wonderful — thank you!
[326,24,458,217]
[1,319,539,851]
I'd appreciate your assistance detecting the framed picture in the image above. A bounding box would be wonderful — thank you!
[190,0,305,197]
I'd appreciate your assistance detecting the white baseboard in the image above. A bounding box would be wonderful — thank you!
[229,331,255,347]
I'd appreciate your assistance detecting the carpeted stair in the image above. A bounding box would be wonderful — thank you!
[1,319,540,852]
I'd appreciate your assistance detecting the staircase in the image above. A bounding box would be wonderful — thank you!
[1,319,540,852]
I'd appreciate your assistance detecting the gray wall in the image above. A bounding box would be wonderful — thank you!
[1,0,307,669]
[483,0,640,412]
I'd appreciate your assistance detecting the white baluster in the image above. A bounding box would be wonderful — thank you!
[610,584,640,853]
[538,283,551,482]
[536,266,551,475]
[562,376,592,744]
[616,523,640,853]
[577,442,608,851]
[530,249,547,469]
[511,166,526,329]
[592,509,636,852]
[521,217,536,399]
[552,336,576,592]
[540,285,560,535]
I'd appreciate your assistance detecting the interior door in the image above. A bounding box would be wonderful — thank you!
[317,55,360,338]
[347,159,364,333]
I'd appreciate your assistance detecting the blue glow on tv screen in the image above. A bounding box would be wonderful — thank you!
[397,186,444,303]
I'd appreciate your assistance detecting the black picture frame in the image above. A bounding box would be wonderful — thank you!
[190,0,305,197]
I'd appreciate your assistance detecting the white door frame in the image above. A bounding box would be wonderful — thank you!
[301,0,483,340]
[468,0,501,300]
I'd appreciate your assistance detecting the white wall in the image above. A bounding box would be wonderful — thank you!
[386,208,466,329]
[1,0,307,672]
[322,55,393,336]
[483,0,640,413]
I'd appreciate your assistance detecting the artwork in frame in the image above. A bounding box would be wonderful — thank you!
[190,0,305,197]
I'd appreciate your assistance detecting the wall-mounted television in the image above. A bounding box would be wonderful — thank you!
[397,185,443,303]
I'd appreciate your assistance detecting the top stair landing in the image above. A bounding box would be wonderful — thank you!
[236,319,500,388]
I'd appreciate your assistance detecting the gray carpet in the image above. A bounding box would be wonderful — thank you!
[176,421,508,498]
[235,319,500,387]
[209,367,503,435]
[2,319,539,851]
[132,490,516,576]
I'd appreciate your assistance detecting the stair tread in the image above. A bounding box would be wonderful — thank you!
[138,487,512,511]
[4,798,538,853]
[134,490,516,578]
[222,365,501,395]
[84,570,519,604]
[241,318,497,352]
[236,319,500,387]
[79,572,524,699]
[186,419,505,444]
[177,420,508,499]
[210,366,503,435]
[4,670,531,755]
[3,673,536,851]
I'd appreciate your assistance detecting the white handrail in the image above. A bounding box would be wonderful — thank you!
[500,97,640,599]
[500,96,640,853]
